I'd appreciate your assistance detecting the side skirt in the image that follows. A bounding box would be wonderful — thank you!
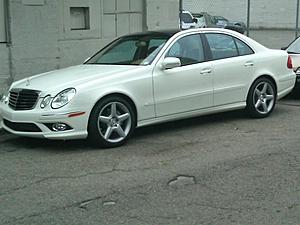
[137,102,246,128]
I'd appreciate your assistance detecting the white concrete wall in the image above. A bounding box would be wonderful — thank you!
[0,45,9,93]
[146,0,179,30]
[0,0,6,42]
[0,0,179,93]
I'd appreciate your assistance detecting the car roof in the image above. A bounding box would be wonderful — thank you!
[122,30,180,38]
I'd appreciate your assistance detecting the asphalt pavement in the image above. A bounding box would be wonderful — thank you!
[0,94,300,225]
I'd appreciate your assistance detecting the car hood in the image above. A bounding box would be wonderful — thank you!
[11,64,143,95]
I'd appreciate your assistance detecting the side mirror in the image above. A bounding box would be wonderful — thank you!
[193,18,198,23]
[161,57,181,70]
[281,47,287,50]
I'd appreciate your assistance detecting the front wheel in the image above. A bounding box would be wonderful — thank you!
[246,78,276,118]
[88,96,136,148]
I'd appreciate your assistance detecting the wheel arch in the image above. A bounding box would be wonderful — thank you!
[247,74,278,98]
[88,92,138,128]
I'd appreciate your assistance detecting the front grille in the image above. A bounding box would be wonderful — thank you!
[3,119,42,132]
[9,89,40,110]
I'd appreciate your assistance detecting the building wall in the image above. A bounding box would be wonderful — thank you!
[0,0,179,92]
[0,45,9,94]
[183,0,298,29]
[147,0,179,30]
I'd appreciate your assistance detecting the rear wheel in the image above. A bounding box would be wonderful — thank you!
[88,96,136,148]
[246,78,276,118]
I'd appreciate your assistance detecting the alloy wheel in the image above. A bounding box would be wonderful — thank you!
[97,102,132,143]
[253,81,275,114]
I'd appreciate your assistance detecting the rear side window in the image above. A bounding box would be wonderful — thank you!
[206,33,238,60]
[234,38,254,56]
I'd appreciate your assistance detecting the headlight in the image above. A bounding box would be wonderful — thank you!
[40,95,52,109]
[51,88,76,109]
[0,89,9,104]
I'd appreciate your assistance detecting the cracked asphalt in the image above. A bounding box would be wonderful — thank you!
[0,94,300,225]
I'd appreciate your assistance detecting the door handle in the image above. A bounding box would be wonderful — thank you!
[244,61,254,67]
[200,68,212,74]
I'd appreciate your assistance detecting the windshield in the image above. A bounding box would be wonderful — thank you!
[85,35,170,66]
[287,37,300,54]
[181,12,194,23]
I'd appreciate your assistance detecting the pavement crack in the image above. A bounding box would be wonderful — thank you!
[0,167,154,197]
[168,175,196,187]
[189,202,253,213]
[78,196,103,210]
[3,192,115,224]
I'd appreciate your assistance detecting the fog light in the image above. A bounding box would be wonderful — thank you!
[52,123,68,132]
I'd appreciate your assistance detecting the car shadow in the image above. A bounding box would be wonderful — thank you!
[133,109,246,138]
[288,89,300,99]
[1,109,248,153]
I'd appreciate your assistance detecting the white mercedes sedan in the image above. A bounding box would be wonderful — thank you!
[0,28,296,147]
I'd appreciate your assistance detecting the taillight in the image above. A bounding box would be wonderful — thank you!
[287,55,293,69]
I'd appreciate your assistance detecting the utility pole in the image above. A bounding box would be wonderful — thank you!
[179,0,183,30]
[246,0,250,37]
[296,0,300,38]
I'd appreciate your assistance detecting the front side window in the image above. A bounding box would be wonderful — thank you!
[86,35,170,66]
[166,34,205,66]
[206,33,238,60]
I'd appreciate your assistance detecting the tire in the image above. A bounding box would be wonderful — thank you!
[88,96,136,148]
[246,77,277,118]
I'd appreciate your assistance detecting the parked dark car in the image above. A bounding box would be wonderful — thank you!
[192,12,218,28]
[214,15,246,34]
[192,12,246,34]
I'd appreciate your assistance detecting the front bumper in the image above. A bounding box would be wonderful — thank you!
[0,102,89,140]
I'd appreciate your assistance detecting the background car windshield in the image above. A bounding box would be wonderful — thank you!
[86,36,170,65]
[181,13,194,23]
[287,38,300,54]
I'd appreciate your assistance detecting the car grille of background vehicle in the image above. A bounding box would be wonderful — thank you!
[9,89,40,110]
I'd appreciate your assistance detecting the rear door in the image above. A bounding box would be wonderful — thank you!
[204,32,255,106]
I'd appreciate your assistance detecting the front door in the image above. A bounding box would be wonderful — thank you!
[153,33,213,117]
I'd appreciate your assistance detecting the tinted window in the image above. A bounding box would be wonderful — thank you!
[206,33,238,60]
[148,39,166,55]
[181,13,193,23]
[166,34,205,66]
[97,40,138,64]
[86,35,170,65]
[235,38,254,56]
